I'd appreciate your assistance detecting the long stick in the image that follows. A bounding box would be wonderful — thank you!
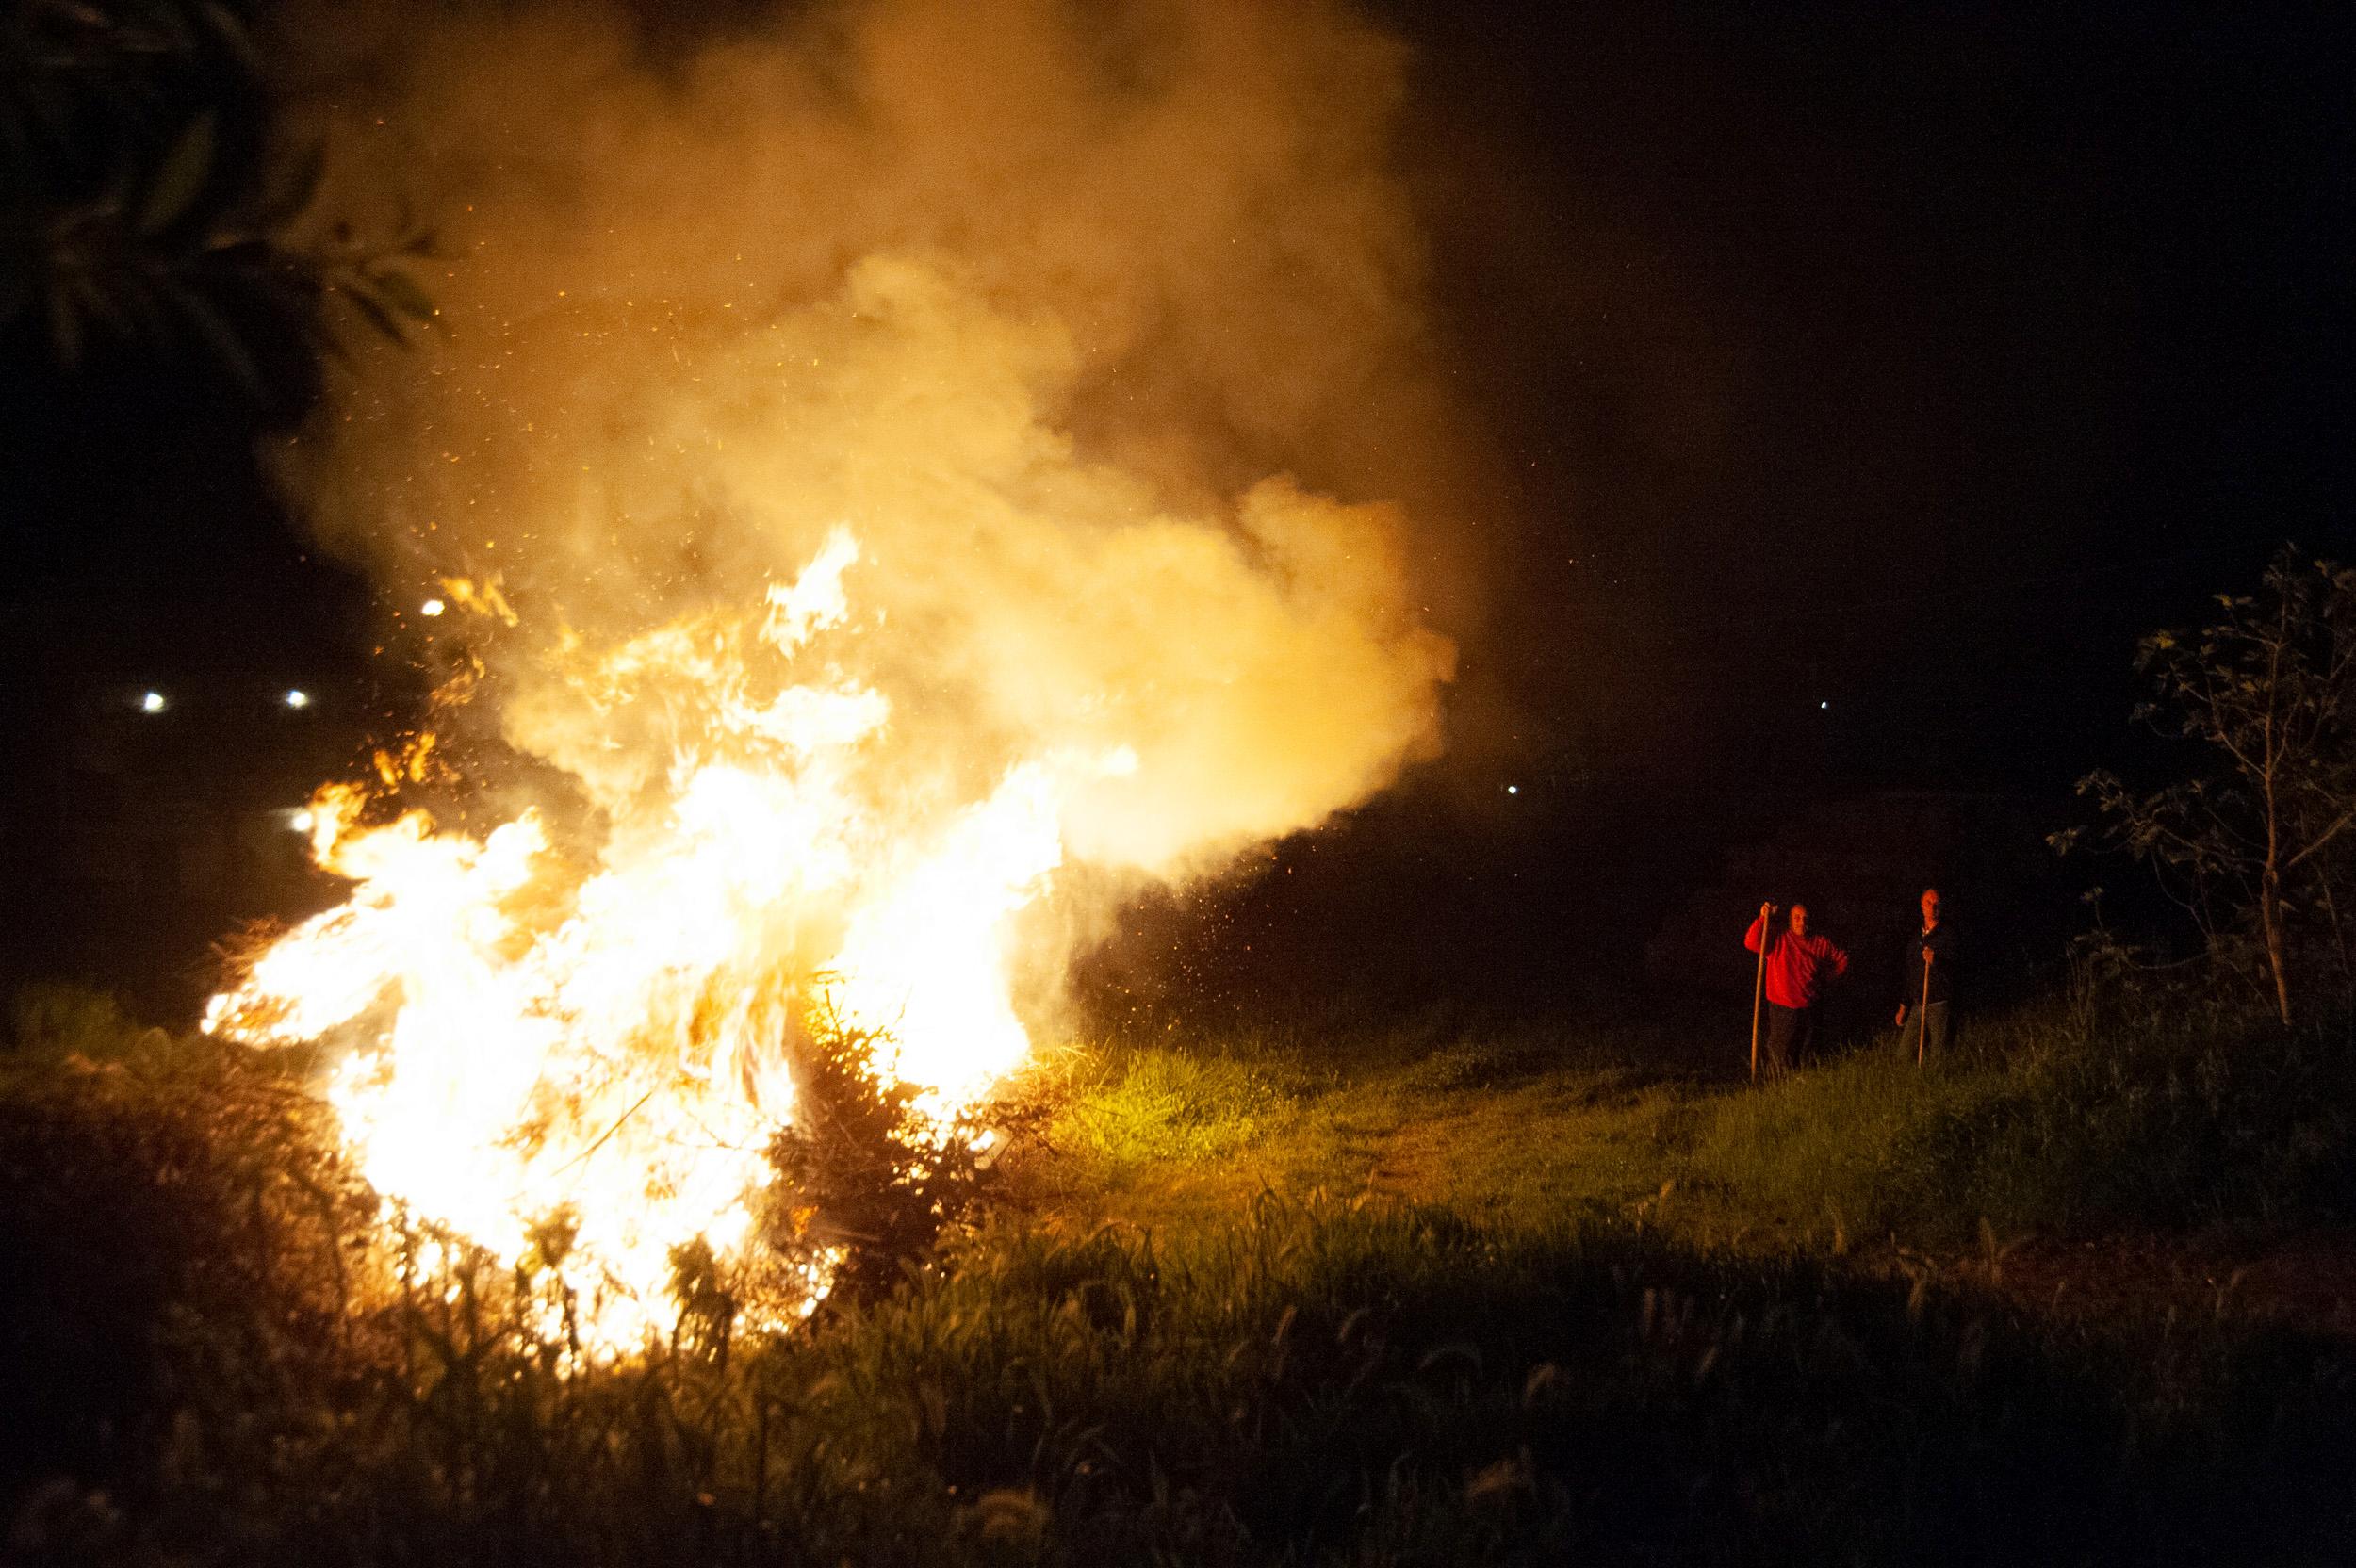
[1750,903,1773,1084]
[1917,946,1933,1068]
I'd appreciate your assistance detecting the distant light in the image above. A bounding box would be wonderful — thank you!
[287,808,315,833]
[284,689,311,710]
[1506,784,1520,795]
[1818,700,1829,710]
[139,691,167,714]
[420,597,447,618]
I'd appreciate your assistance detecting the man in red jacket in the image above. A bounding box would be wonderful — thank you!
[1744,901,1850,1079]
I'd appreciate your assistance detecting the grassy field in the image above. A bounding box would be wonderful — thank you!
[1015,990,2356,1268]
[5,985,2355,1563]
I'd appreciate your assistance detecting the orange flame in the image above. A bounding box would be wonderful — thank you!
[206,530,1138,1347]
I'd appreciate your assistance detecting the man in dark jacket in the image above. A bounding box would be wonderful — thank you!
[1894,888,1955,1060]
[1744,901,1850,1079]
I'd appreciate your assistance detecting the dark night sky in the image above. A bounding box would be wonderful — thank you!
[5,0,2352,1005]
[1392,0,2352,796]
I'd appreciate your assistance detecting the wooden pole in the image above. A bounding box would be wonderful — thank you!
[1917,945,1933,1068]
[1750,903,1774,1084]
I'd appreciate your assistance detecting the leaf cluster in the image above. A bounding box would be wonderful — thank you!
[2064,547,2356,1016]
[761,996,1010,1305]
[1,0,435,410]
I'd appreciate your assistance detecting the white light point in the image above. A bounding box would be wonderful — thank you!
[139,691,167,714]
[286,690,312,710]
[420,598,446,618]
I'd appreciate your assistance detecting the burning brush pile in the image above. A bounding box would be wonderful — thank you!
[201,0,1464,1349]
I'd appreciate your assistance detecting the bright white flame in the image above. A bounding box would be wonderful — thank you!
[139,691,167,713]
[287,808,315,833]
[207,534,1108,1348]
[420,597,446,617]
[286,689,312,709]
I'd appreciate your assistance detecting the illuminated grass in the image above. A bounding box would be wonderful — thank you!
[1019,1021,1688,1234]
[1676,1000,2356,1249]
[1032,995,2356,1254]
[1675,1044,2037,1248]
[1048,1041,1302,1170]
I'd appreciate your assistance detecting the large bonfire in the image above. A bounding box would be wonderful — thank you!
[205,0,1466,1348]
[205,521,1108,1344]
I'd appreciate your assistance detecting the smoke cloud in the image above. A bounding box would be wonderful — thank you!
[278,0,1466,913]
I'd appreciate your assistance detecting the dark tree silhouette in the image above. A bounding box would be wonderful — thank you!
[2069,548,2356,1025]
[1,0,431,415]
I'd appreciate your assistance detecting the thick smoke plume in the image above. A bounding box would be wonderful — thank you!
[281,0,1463,929]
